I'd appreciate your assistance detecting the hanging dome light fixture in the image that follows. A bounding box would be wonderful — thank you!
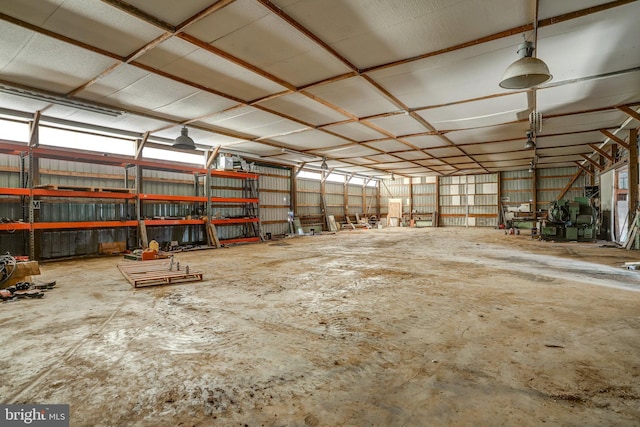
[172,126,196,150]
[321,157,328,170]
[524,130,536,150]
[500,41,552,89]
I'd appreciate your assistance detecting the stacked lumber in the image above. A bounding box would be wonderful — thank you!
[625,210,640,250]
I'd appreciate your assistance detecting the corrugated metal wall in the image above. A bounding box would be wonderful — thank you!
[380,179,410,216]
[412,176,438,215]
[296,178,321,217]
[537,166,584,207]
[36,159,136,258]
[257,164,290,237]
[294,175,379,230]
[500,170,533,210]
[325,182,344,219]
[439,174,498,227]
[500,167,586,218]
[364,186,378,217]
[0,147,595,259]
[346,183,363,216]
[40,158,127,189]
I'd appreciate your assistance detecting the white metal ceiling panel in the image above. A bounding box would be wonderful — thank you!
[368,34,524,109]
[77,63,151,101]
[154,91,242,121]
[402,135,450,149]
[399,167,437,175]
[537,145,592,157]
[536,2,640,84]
[538,71,640,116]
[84,72,199,112]
[40,0,165,57]
[337,165,379,173]
[538,155,583,164]
[473,152,532,162]
[365,114,431,136]
[415,159,447,167]
[462,140,524,155]
[424,146,467,158]
[418,93,528,132]
[343,157,378,165]
[535,132,604,149]
[187,0,351,86]
[0,20,34,70]
[373,161,420,169]
[258,93,348,126]
[445,156,480,165]
[318,145,381,158]
[542,111,628,135]
[429,165,458,173]
[0,0,65,26]
[482,159,531,168]
[122,0,216,26]
[222,142,282,157]
[0,92,52,115]
[305,77,399,117]
[136,38,285,101]
[273,0,529,68]
[393,151,430,161]
[0,31,119,94]
[270,129,351,149]
[323,122,387,142]
[363,139,414,152]
[322,160,353,169]
[446,122,527,145]
[200,106,308,138]
[365,154,404,163]
[538,1,615,20]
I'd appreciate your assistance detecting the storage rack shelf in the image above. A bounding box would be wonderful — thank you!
[0,142,264,259]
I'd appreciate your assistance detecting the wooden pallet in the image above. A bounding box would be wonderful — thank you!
[117,259,203,288]
[36,184,135,193]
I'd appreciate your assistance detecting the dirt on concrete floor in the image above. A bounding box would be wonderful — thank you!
[1,227,639,426]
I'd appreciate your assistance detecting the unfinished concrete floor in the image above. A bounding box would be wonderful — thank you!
[1,227,640,426]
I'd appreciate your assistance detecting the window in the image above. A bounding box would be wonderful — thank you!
[618,171,628,190]
[0,118,29,142]
[40,127,134,156]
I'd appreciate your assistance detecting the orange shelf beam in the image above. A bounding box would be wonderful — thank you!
[143,219,205,226]
[0,188,30,196]
[139,194,208,202]
[33,221,137,230]
[210,197,259,203]
[199,170,259,180]
[220,237,261,244]
[0,222,30,230]
[209,217,259,225]
[32,189,135,199]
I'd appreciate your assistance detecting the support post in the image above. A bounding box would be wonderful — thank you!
[629,128,638,223]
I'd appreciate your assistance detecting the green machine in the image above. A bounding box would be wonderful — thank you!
[541,197,598,241]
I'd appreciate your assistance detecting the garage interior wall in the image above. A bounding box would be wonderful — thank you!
[0,146,631,259]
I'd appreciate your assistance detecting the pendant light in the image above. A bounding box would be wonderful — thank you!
[524,131,536,150]
[173,126,196,150]
[500,41,552,89]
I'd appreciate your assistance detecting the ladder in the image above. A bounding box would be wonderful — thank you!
[243,177,263,241]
